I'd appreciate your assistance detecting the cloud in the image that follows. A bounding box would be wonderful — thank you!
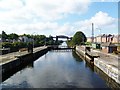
[0,0,91,23]
[1,22,59,35]
[0,0,91,36]
[91,11,116,26]
[1,11,117,37]
[76,11,116,27]
[1,22,75,37]
[23,0,91,21]
[0,1,117,37]
[74,11,117,36]
[91,0,119,2]
[0,0,23,10]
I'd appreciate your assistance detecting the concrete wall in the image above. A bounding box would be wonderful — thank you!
[2,47,49,80]
[76,46,92,63]
[94,65,120,88]
[75,46,120,85]
[94,58,120,84]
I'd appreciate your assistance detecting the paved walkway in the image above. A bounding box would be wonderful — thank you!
[77,45,120,84]
[92,49,119,70]
[0,46,47,65]
[78,46,119,69]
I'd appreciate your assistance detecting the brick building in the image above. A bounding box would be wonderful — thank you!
[87,34,119,43]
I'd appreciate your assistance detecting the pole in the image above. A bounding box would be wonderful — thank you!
[92,23,94,43]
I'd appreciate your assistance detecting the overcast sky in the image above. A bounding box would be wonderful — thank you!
[0,0,119,37]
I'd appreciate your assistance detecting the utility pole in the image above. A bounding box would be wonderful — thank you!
[92,23,94,43]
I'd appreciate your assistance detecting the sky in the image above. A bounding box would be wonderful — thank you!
[0,0,119,37]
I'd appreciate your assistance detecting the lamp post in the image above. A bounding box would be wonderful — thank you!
[92,23,94,43]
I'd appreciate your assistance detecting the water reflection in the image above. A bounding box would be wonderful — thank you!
[85,62,94,72]
[1,41,117,89]
[59,42,67,47]
[26,62,34,68]
[72,51,94,72]
[2,61,34,82]
[72,51,83,62]
[1,50,111,89]
[94,66,120,89]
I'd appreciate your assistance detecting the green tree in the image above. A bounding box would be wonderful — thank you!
[72,31,87,45]
[2,31,8,40]
[34,35,46,46]
[8,33,19,40]
[66,40,74,47]
[2,42,12,48]
[0,34,2,38]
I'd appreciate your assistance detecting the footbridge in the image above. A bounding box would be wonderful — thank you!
[51,35,72,42]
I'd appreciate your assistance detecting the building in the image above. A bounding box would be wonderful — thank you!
[18,36,33,43]
[112,35,119,43]
[87,34,119,43]
[101,42,117,53]
[87,37,92,42]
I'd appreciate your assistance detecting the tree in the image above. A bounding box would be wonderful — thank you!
[0,34,2,38]
[72,31,87,45]
[2,31,8,40]
[8,33,19,40]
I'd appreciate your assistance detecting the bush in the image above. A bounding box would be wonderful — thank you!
[2,42,12,48]
[85,42,92,46]
[2,42,28,52]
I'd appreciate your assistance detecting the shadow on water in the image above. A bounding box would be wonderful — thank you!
[2,61,34,82]
[94,66,120,89]
[72,51,94,72]
[73,51,120,89]
[72,51,83,62]
[1,46,120,89]
[1,51,47,82]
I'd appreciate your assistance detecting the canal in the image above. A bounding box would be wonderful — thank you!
[1,43,117,89]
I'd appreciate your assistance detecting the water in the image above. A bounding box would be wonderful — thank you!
[1,42,112,89]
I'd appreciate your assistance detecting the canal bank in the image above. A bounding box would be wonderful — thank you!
[75,45,120,85]
[1,46,49,81]
[75,46,91,63]
[1,42,119,89]
[1,50,112,88]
